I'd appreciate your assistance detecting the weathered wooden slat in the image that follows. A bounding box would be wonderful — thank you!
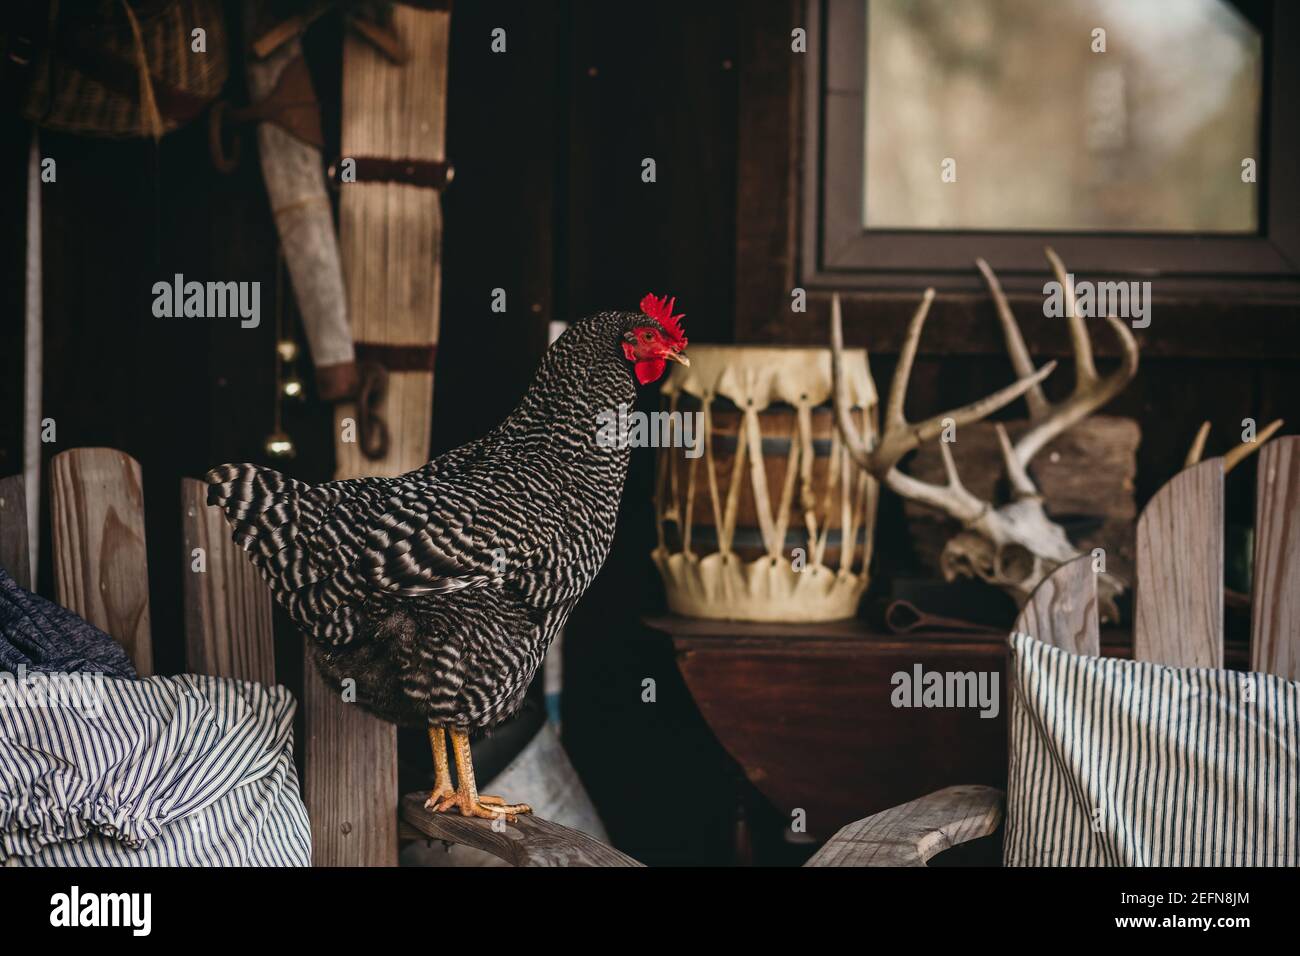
[308,3,451,868]
[805,784,1004,867]
[180,478,275,685]
[1134,459,1224,669]
[1251,437,1300,680]
[49,448,153,675]
[1014,554,1100,658]
[399,792,642,867]
[0,474,31,590]
[334,5,450,479]
[304,655,399,865]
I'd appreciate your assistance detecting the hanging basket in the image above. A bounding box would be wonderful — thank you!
[22,0,229,138]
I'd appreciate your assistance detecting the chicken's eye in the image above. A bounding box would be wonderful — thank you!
[642,332,654,342]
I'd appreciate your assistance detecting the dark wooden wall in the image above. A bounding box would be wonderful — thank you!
[550,0,745,866]
[438,0,744,864]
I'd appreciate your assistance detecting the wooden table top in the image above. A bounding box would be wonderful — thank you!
[642,614,1248,666]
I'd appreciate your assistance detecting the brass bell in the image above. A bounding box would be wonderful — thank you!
[264,431,296,458]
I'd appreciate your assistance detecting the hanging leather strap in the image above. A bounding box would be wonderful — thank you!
[354,342,439,372]
[330,157,455,190]
[210,54,323,171]
[226,54,323,146]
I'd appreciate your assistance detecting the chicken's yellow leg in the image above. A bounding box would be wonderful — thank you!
[423,726,456,810]
[432,727,533,821]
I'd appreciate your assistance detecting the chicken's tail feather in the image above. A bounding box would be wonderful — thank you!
[206,462,316,588]
[206,463,367,646]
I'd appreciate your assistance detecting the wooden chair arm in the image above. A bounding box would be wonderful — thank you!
[400,792,643,867]
[805,785,1005,867]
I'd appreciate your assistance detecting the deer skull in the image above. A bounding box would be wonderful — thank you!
[830,249,1138,621]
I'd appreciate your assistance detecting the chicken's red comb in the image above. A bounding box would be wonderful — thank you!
[639,293,688,346]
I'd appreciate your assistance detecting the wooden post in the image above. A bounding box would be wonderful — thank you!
[302,4,453,867]
[305,664,400,866]
[49,448,153,676]
[180,478,276,685]
[333,4,451,478]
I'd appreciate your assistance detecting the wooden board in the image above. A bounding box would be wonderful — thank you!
[1251,437,1300,680]
[1134,459,1223,668]
[1014,554,1100,658]
[334,5,450,479]
[0,474,30,590]
[806,784,1003,867]
[400,792,641,867]
[306,2,453,869]
[304,657,399,866]
[49,448,153,676]
[179,478,275,685]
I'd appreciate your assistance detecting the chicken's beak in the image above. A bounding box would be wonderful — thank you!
[665,350,690,367]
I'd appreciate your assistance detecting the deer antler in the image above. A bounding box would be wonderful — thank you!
[830,290,1056,526]
[1185,418,1285,474]
[976,248,1139,481]
[829,250,1140,622]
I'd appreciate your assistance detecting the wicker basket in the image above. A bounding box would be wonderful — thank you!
[22,0,228,138]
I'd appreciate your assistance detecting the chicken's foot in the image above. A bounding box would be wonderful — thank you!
[423,726,456,809]
[431,727,533,821]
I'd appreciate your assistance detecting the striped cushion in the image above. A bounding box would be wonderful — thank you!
[1005,632,1300,867]
[0,674,310,867]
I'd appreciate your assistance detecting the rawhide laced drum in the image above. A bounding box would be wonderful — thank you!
[653,345,878,622]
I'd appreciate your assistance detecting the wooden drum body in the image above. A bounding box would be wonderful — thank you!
[653,346,879,622]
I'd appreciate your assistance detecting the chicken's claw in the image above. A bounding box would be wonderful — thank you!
[422,783,456,811]
[431,791,532,822]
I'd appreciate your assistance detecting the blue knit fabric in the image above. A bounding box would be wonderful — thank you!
[0,566,136,679]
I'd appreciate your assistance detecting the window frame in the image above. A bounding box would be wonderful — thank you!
[800,0,1300,295]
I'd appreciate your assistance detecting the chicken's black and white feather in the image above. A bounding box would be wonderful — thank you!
[207,311,652,731]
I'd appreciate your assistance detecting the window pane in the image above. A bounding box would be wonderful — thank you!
[863,0,1261,232]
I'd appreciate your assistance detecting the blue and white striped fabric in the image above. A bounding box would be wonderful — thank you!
[1005,632,1300,866]
[0,673,310,866]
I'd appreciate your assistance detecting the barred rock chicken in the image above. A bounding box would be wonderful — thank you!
[207,295,689,820]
